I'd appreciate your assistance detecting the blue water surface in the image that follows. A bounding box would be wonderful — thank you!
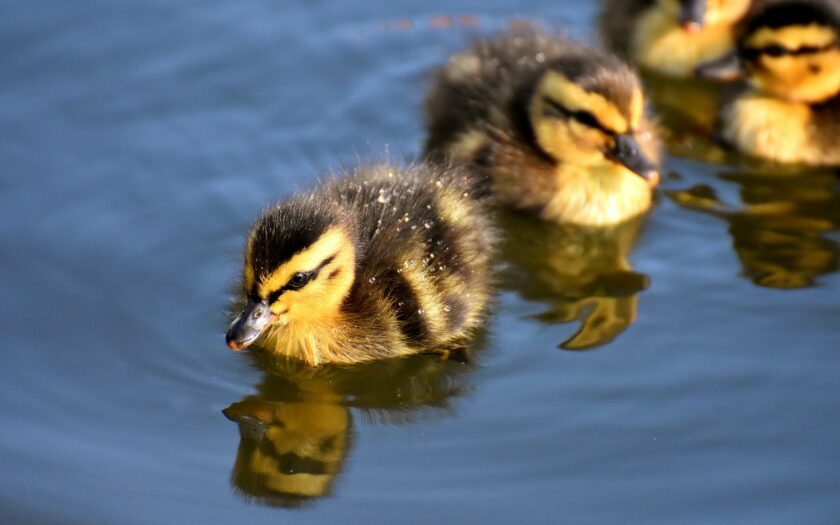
[2,1,839,524]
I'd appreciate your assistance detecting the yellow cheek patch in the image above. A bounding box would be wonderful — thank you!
[538,71,629,134]
[747,25,837,50]
[257,227,350,298]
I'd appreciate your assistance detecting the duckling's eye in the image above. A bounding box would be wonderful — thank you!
[542,99,564,119]
[288,272,309,289]
[764,44,788,57]
[571,110,605,132]
[542,98,609,133]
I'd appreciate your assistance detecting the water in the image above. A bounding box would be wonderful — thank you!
[2,1,839,523]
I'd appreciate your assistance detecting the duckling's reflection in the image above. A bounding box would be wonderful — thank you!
[640,71,736,164]
[668,168,840,289]
[224,350,476,507]
[500,212,650,350]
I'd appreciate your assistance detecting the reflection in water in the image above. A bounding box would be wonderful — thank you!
[668,168,840,289]
[640,71,736,164]
[500,212,649,350]
[224,351,476,507]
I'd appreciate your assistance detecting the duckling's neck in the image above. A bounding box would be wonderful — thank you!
[261,317,346,366]
[633,8,736,76]
[723,92,840,165]
[541,163,654,226]
[260,313,395,366]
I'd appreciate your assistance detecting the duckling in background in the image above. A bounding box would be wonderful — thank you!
[600,0,758,77]
[668,167,840,288]
[696,0,840,165]
[501,212,649,349]
[424,24,661,227]
[226,164,497,366]
[224,352,476,507]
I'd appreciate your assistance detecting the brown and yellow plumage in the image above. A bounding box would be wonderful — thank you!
[226,164,497,366]
[424,24,661,227]
[697,0,840,164]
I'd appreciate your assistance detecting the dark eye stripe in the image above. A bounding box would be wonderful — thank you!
[542,97,615,135]
[745,41,837,59]
[266,253,338,302]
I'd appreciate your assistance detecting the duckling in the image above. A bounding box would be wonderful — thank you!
[424,24,661,227]
[695,0,840,165]
[600,0,758,77]
[225,164,497,366]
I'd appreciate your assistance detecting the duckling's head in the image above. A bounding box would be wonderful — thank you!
[527,55,658,182]
[226,200,358,351]
[656,0,752,30]
[696,1,840,102]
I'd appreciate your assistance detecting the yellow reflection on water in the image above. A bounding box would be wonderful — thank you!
[640,71,736,164]
[224,351,476,507]
[500,212,650,350]
[667,169,840,289]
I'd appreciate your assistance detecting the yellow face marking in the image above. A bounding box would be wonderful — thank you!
[538,71,629,134]
[747,25,837,51]
[749,47,840,103]
[257,227,347,298]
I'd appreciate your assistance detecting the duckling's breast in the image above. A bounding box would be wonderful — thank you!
[723,94,836,164]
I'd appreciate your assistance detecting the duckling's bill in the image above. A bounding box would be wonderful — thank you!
[226,299,277,351]
[679,0,707,32]
[607,133,660,182]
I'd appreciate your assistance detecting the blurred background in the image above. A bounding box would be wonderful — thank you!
[2,1,839,523]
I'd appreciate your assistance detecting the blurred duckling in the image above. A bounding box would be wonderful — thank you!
[600,0,758,77]
[226,164,497,366]
[696,0,840,165]
[424,24,661,227]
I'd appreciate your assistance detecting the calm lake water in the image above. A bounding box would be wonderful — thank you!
[3,1,840,523]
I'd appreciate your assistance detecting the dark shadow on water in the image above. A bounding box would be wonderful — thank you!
[667,168,840,289]
[499,211,650,350]
[223,348,480,508]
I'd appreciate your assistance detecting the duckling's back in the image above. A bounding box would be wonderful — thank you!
[424,26,578,158]
[326,164,497,352]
